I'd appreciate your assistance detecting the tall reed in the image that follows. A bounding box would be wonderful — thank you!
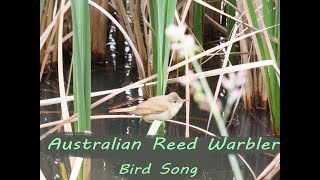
[245,0,280,134]
[70,0,92,179]
[226,0,237,65]
[147,0,177,136]
[70,0,91,132]
[193,3,203,45]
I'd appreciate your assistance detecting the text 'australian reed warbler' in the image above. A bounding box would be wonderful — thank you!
[109,92,187,123]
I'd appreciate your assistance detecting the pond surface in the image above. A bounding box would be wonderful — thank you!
[40,25,279,180]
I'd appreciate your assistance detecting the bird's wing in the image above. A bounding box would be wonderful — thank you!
[109,106,137,113]
[132,98,169,115]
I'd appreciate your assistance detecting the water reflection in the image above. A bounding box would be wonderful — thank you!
[40,25,278,180]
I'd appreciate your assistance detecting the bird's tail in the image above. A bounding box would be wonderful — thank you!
[109,106,137,113]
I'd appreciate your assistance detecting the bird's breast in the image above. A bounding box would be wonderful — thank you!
[142,111,171,122]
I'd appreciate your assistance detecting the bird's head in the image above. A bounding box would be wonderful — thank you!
[167,92,187,108]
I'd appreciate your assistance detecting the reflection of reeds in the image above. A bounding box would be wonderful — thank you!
[40,26,277,138]
[90,0,111,63]
[110,0,151,95]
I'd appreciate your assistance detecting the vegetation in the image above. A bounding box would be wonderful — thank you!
[40,0,280,179]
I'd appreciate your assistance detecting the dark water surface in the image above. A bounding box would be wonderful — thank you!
[40,26,279,180]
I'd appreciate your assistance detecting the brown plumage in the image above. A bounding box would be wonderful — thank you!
[109,92,186,123]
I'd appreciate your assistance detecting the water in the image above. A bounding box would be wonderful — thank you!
[40,26,279,180]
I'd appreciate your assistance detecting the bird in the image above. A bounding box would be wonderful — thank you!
[109,92,187,123]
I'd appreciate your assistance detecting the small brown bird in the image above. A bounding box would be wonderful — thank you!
[109,92,186,123]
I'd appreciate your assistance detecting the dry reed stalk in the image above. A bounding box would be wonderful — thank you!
[196,0,255,30]
[188,1,194,30]
[169,119,255,177]
[58,162,68,179]
[204,14,228,36]
[254,0,280,82]
[176,0,185,11]
[185,70,190,138]
[147,10,154,95]
[179,0,193,138]
[40,169,46,180]
[237,154,257,179]
[90,0,111,63]
[129,0,148,70]
[91,0,146,81]
[207,51,255,56]
[174,9,207,71]
[69,157,83,180]
[40,1,71,51]
[40,60,275,140]
[46,0,54,31]
[243,44,254,108]
[141,0,150,58]
[253,56,260,107]
[236,2,253,108]
[52,24,59,65]
[40,0,49,35]
[40,18,59,82]
[257,153,280,179]
[141,0,153,95]
[240,0,263,60]
[221,27,252,116]
[185,61,190,138]
[40,0,71,80]
[188,1,194,29]
[47,31,73,52]
[90,0,150,96]
[96,0,110,61]
[41,58,266,106]
[57,0,71,128]
[136,0,143,18]
[207,24,238,132]
[40,77,156,140]
[239,28,254,109]
[235,1,258,108]
[41,23,278,107]
[41,0,54,68]
[40,23,278,140]
[251,0,277,109]
[167,120,217,137]
[222,0,242,14]
[40,115,142,129]
[200,48,223,65]
[53,0,58,17]
[204,0,221,39]
[264,161,280,179]
[261,68,269,108]
[40,111,63,114]
[202,0,278,43]
[90,0,101,62]
[41,115,218,137]
[83,158,91,180]
[111,0,136,45]
[56,0,74,168]
[66,57,73,96]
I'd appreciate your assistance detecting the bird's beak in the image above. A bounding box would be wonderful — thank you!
[181,99,188,103]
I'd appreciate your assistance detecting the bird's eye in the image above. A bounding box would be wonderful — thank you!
[173,101,177,103]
